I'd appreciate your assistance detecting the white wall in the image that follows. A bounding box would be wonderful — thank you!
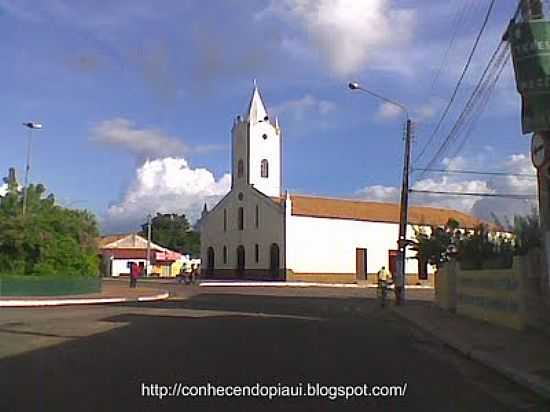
[110,259,147,277]
[285,213,426,275]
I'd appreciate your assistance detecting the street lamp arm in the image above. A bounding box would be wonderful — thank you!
[357,86,408,117]
[348,82,408,118]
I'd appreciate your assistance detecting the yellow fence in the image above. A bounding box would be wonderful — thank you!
[456,259,525,330]
[436,258,526,330]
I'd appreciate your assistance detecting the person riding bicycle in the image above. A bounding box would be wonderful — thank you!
[377,266,393,287]
[376,266,393,307]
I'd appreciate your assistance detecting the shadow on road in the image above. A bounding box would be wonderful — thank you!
[117,293,383,320]
[0,292,533,411]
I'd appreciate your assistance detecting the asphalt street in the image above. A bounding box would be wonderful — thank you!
[0,282,547,411]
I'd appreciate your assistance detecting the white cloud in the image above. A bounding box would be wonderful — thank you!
[376,102,403,120]
[91,118,186,160]
[102,157,231,233]
[356,185,399,203]
[272,94,336,121]
[261,0,416,77]
[0,183,7,197]
[376,97,444,122]
[356,153,537,224]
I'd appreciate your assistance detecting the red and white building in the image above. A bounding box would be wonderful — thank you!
[99,233,188,277]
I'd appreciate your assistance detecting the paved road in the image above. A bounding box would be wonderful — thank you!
[0,282,547,411]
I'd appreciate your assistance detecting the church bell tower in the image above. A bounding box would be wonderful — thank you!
[231,81,281,197]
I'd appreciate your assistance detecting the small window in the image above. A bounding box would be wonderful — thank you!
[237,159,244,178]
[255,244,259,263]
[223,246,227,264]
[223,209,227,232]
[262,133,268,140]
[255,205,259,228]
[238,192,244,201]
[261,159,269,178]
[238,207,244,231]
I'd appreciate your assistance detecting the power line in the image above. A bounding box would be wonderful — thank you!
[448,47,511,160]
[414,0,497,165]
[412,168,536,178]
[409,189,536,199]
[428,1,472,96]
[415,40,509,181]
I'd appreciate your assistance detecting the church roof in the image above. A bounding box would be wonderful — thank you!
[274,194,492,229]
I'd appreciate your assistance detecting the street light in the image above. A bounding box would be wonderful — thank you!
[21,121,43,215]
[146,213,152,277]
[348,81,412,304]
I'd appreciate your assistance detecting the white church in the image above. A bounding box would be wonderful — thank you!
[198,84,486,284]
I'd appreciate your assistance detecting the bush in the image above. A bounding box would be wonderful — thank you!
[457,224,514,270]
[0,170,99,277]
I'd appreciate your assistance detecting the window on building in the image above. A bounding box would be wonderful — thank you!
[238,207,244,231]
[223,209,227,232]
[255,244,259,263]
[255,205,259,228]
[237,159,244,178]
[223,246,227,264]
[260,159,269,178]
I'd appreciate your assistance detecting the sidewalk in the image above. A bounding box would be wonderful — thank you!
[199,280,434,289]
[392,300,550,400]
[0,281,169,307]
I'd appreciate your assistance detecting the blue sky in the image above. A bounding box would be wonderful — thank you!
[0,0,536,233]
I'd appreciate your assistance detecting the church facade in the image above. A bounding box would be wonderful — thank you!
[198,84,487,284]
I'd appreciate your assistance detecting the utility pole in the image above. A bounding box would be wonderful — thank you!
[510,0,550,292]
[397,119,412,305]
[146,213,152,277]
[348,82,411,304]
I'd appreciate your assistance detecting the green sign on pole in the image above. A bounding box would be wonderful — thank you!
[510,20,550,134]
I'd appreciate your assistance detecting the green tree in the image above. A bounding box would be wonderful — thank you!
[140,213,200,257]
[0,169,99,276]
[411,218,461,269]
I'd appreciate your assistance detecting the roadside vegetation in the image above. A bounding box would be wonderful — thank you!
[139,213,200,257]
[0,168,99,277]
[413,212,542,271]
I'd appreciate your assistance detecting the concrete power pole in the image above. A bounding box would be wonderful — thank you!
[397,119,412,305]
[146,214,152,277]
[534,134,550,291]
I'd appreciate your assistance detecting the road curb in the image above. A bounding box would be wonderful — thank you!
[390,307,550,400]
[0,291,169,307]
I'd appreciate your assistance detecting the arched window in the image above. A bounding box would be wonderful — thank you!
[223,246,227,264]
[237,159,244,178]
[260,159,269,178]
[223,209,227,232]
[255,205,259,228]
[255,244,259,263]
[238,207,244,231]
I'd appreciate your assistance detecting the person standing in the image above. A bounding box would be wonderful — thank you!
[129,262,138,288]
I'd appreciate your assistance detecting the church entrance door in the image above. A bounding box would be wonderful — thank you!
[270,243,280,280]
[236,245,245,277]
[206,247,215,276]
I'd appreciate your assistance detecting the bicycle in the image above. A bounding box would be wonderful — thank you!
[376,280,393,308]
